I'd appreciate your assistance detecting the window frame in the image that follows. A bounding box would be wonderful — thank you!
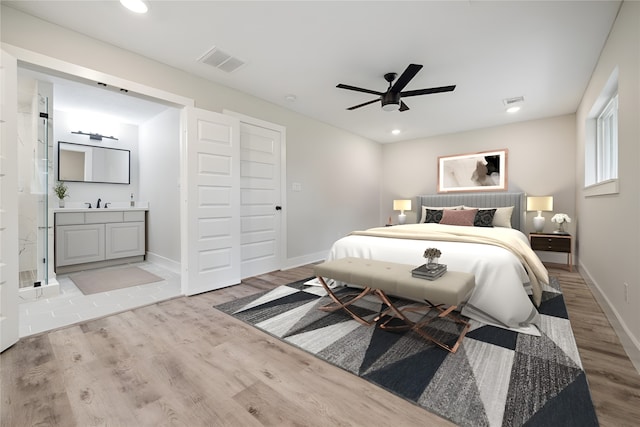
[584,68,619,197]
[595,93,618,183]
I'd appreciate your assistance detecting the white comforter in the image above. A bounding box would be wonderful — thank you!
[327,223,548,335]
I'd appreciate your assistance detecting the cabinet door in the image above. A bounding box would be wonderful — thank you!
[105,222,145,260]
[56,224,105,267]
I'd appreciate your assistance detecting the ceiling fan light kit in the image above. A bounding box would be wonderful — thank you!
[381,90,401,111]
[337,64,456,112]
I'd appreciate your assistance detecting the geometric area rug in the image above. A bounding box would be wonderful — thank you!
[214,276,599,427]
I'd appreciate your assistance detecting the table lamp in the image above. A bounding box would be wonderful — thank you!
[393,199,412,225]
[527,196,553,233]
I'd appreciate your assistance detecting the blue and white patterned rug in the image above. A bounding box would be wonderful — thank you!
[215,277,598,427]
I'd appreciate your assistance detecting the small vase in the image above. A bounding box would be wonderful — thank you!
[555,222,565,234]
[58,199,65,208]
[426,257,439,269]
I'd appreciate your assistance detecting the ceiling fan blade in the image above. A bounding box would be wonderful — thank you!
[346,98,380,110]
[399,101,409,112]
[401,85,456,98]
[390,64,423,93]
[336,84,383,96]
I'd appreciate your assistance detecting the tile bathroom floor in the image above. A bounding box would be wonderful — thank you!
[19,261,181,337]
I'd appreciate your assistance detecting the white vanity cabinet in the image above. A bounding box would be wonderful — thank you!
[55,210,146,272]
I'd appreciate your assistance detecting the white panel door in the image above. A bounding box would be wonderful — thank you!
[183,108,240,296]
[239,120,283,278]
[0,50,19,352]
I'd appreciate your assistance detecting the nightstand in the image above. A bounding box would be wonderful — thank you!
[529,233,573,271]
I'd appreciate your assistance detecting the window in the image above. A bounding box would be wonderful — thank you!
[584,68,618,196]
[595,93,618,182]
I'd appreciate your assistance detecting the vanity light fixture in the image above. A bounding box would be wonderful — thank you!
[71,131,119,141]
[120,0,148,14]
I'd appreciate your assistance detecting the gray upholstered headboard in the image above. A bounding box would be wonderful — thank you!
[415,192,526,232]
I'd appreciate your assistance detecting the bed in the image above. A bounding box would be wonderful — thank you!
[326,192,549,335]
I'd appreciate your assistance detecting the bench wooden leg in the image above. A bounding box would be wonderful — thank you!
[375,291,471,353]
[316,276,374,326]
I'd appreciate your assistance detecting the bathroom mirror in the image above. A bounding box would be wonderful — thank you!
[58,141,130,184]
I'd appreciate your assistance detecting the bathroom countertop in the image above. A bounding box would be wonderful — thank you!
[53,206,149,213]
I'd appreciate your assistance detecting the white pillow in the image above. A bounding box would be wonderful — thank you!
[421,205,463,223]
[463,205,514,228]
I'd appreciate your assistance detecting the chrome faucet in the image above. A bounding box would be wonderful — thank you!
[85,202,92,208]
[96,198,101,208]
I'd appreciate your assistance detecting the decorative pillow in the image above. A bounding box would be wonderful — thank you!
[440,208,477,226]
[424,208,445,223]
[421,205,463,223]
[463,205,514,228]
[474,208,496,227]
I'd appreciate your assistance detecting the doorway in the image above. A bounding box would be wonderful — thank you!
[5,48,286,340]
[16,65,185,336]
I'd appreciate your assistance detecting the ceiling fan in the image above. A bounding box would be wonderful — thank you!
[336,64,456,112]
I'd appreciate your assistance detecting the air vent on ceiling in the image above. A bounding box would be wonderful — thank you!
[503,96,524,106]
[198,47,245,73]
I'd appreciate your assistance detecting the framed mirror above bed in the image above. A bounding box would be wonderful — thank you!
[438,149,507,193]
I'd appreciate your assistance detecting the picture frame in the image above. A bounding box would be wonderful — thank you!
[437,149,508,193]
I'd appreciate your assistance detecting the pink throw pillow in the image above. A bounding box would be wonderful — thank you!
[440,208,478,226]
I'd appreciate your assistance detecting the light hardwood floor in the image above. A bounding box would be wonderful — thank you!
[1,264,639,426]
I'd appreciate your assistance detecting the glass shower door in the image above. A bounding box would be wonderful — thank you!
[18,82,51,289]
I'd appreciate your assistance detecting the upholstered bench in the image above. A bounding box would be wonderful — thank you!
[314,257,476,353]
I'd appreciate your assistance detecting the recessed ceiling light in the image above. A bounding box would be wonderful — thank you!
[391,129,401,135]
[503,96,524,114]
[120,0,148,14]
[284,94,297,102]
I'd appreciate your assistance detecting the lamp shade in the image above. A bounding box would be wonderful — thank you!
[393,199,412,211]
[526,196,553,212]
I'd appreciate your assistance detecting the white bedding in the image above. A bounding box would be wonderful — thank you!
[327,223,546,335]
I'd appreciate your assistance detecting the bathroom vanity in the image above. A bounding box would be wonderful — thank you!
[54,208,147,273]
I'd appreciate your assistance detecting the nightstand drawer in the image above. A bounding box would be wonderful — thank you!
[530,236,571,252]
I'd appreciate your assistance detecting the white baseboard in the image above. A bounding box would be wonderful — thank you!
[282,250,328,270]
[578,261,640,375]
[145,252,181,275]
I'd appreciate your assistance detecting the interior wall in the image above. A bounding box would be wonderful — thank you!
[575,1,640,351]
[139,108,181,269]
[53,110,139,206]
[1,5,382,266]
[381,114,576,252]
[285,120,382,261]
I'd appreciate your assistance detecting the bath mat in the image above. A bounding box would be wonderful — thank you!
[70,266,164,295]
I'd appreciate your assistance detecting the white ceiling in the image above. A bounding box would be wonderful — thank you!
[6,1,621,143]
